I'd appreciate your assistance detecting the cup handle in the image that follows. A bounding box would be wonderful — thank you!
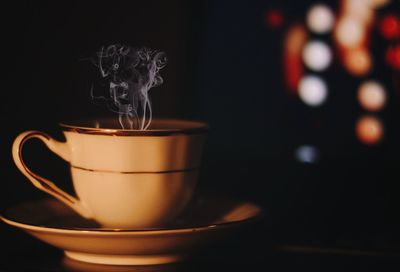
[12,130,93,219]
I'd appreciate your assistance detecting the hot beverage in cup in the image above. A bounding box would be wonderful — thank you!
[12,118,207,228]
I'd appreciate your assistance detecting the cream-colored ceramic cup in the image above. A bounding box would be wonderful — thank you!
[12,118,207,228]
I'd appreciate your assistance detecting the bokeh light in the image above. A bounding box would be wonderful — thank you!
[284,25,307,92]
[280,0,398,151]
[335,16,365,48]
[285,25,308,54]
[357,81,386,112]
[306,4,335,34]
[379,14,400,40]
[343,48,372,76]
[302,41,332,71]
[343,0,374,25]
[295,145,319,164]
[265,9,284,29]
[370,0,391,8]
[298,75,328,106]
[356,115,384,145]
[385,44,400,70]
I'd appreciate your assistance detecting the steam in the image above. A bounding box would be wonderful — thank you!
[91,44,167,130]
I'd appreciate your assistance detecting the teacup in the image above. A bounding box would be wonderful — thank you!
[12,118,207,228]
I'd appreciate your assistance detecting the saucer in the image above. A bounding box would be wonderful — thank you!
[1,194,262,265]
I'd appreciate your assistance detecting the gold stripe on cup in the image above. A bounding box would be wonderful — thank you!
[70,165,198,174]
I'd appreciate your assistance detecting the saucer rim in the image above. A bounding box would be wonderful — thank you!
[0,201,263,236]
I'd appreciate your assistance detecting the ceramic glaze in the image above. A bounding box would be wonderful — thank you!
[1,196,262,265]
[12,119,207,228]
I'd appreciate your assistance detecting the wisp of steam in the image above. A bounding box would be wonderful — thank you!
[91,44,167,130]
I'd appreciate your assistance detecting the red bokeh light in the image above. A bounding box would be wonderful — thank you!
[265,9,284,29]
[385,44,400,70]
[379,15,400,40]
[283,25,307,93]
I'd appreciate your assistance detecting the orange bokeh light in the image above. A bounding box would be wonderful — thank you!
[370,0,391,9]
[356,116,384,145]
[343,48,372,76]
[283,25,307,93]
[357,81,386,112]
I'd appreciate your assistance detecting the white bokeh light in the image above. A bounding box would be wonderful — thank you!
[302,41,332,71]
[295,145,319,164]
[298,75,328,106]
[357,81,386,112]
[335,16,365,48]
[306,4,335,34]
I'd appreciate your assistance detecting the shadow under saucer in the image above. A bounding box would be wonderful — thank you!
[62,256,184,272]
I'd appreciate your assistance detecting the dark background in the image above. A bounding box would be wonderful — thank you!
[1,0,400,269]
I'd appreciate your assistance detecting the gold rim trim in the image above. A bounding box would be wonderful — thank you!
[71,165,198,174]
[59,119,209,136]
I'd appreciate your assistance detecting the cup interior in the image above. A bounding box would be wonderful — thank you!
[60,118,208,135]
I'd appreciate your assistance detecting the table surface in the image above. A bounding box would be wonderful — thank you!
[2,218,400,272]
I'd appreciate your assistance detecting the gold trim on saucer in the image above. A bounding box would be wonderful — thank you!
[0,197,263,234]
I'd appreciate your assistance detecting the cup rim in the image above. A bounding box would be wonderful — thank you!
[59,118,208,136]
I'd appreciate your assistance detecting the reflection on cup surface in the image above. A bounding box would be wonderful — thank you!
[12,118,208,228]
